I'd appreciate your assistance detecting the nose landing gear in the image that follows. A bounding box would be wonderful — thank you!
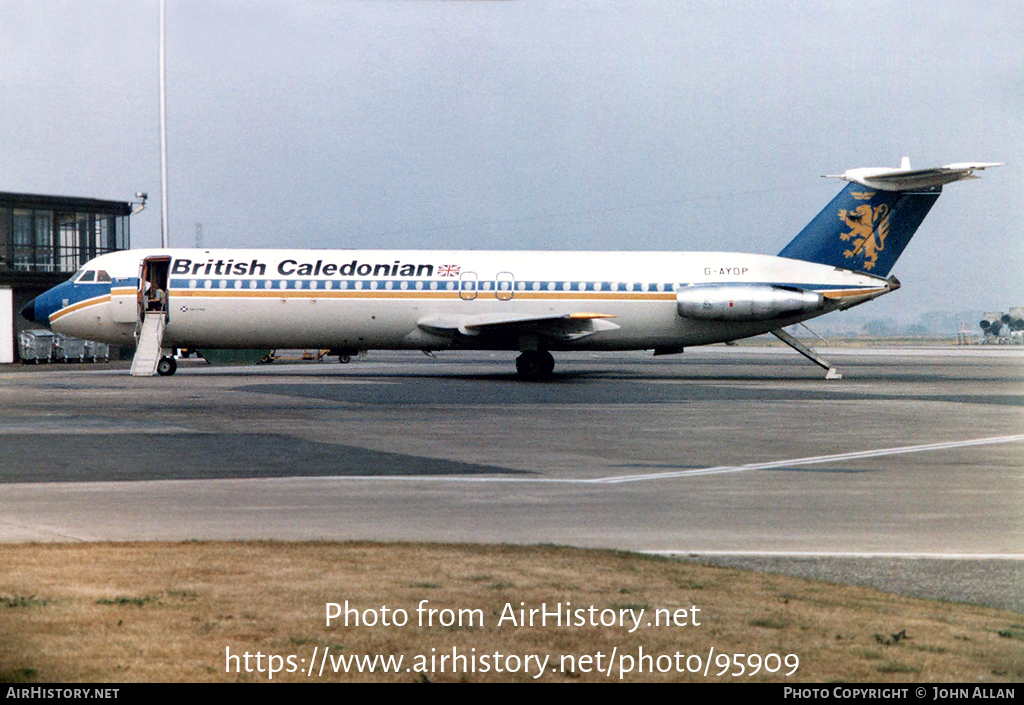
[156,356,177,376]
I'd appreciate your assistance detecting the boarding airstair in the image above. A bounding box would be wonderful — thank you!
[130,311,166,377]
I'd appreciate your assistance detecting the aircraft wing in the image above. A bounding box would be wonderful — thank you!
[417,311,620,342]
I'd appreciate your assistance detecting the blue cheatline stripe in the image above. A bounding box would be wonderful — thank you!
[167,278,881,293]
[46,281,113,310]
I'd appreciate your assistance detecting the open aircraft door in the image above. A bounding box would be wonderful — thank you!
[110,255,172,324]
[138,255,172,321]
[110,287,137,323]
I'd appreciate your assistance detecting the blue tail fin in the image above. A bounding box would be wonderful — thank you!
[778,183,941,276]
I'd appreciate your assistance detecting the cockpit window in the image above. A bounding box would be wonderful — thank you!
[78,270,96,282]
[96,270,111,282]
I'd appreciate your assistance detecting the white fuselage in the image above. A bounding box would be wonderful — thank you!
[45,247,891,352]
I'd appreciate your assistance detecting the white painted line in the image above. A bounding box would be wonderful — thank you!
[646,551,1024,560]
[292,433,1024,486]
[597,433,1024,484]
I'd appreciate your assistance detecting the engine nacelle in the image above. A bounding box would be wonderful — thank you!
[676,284,824,321]
[980,312,1004,333]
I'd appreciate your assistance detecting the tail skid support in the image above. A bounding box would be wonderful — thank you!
[771,327,842,380]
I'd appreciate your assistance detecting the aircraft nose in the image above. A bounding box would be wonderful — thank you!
[20,298,38,324]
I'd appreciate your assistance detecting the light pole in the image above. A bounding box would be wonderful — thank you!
[159,0,169,248]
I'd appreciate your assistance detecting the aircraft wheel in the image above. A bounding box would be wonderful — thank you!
[539,350,555,377]
[156,356,177,376]
[338,355,351,364]
[516,351,554,381]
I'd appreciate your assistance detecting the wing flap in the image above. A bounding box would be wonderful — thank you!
[417,312,619,341]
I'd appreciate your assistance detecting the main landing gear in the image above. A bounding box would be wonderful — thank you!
[329,347,358,364]
[515,350,555,381]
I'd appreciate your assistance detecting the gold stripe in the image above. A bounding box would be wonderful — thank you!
[48,295,111,324]
[170,289,679,301]
[173,289,457,300]
[821,288,886,300]
[172,288,881,301]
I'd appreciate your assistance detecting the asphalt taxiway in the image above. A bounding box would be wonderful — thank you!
[1,346,1022,610]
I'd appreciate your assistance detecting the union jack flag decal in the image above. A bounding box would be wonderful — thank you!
[437,264,461,277]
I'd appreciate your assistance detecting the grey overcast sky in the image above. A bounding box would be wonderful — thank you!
[1,1,1021,318]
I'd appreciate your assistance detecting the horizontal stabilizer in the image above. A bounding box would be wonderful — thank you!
[825,160,1002,191]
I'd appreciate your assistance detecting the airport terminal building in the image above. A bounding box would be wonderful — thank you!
[0,191,133,362]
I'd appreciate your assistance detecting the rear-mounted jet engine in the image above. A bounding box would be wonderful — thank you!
[676,284,824,321]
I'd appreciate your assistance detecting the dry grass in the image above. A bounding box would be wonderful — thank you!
[0,541,1021,683]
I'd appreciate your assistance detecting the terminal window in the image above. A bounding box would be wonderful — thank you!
[0,206,128,274]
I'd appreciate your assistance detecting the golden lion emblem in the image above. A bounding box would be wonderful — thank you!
[838,201,890,270]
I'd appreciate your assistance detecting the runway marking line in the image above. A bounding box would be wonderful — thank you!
[323,433,1024,485]
[596,433,1024,484]
[645,551,1024,560]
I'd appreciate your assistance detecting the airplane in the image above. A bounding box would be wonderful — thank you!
[20,159,1001,380]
